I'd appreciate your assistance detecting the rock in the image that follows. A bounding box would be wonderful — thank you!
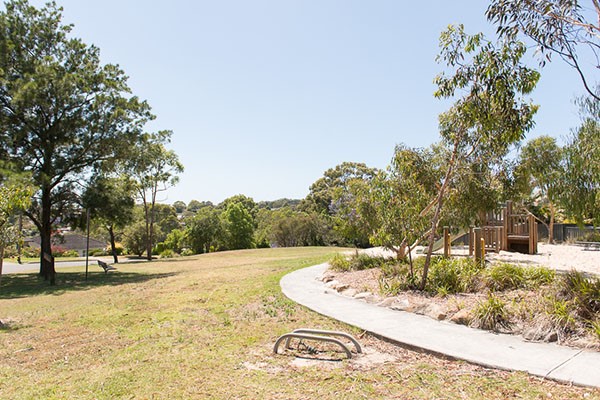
[523,328,543,341]
[544,331,558,343]
[325,280,340,288]
[364,294,382,304]
[390,298,411,311]
[449,308,471,325]
[320,272,336,283]
[424,304,447,321]
[340,288,358,298]
[411,302,429,315]
[354,292,372,300]
[377,297,396,307]
[325,280,349,291]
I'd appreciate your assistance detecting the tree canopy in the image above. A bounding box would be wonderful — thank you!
[486,0,600,100]
[0,0,152,283]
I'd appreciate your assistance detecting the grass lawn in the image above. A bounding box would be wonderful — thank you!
[1,247,598,399]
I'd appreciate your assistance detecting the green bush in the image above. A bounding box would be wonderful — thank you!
[21,246,40,258]
[59,249,79,258]
[329,253,351,272]
[329,252,394,272]
[582,230,600,242]
[558,270,600,320]
[89,248,107,256]
[377,261,414,295]
[484,263,526,291]
[523,266,555,288]
[589,319,600,340]
[181,248,195,257]
[472,293,511,331]
[546,297,577,333]
[351,253,392,270]
[427,257,482,295]
[159,249,176,259]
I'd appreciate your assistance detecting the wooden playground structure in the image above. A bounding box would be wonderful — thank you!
[442,201,538,260]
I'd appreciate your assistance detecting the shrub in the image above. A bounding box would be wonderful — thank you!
[89,248,107,256]
[159,249,176,259]
[582,230,600,242]
[59,249,79,258]
[523,266,555,288]
[472,293,511,331]
[589,319,600,340]
[351,253,392,270]
[557,270,600,320]
[181,248,195,257]
[21,246,40,258]
[378,262,419,294]
[546,296,577,333]
[484,263,526,291]
[329,253,351,272]
[427,257,482,295]
[329,252,394,272]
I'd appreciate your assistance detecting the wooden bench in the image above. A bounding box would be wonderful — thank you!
[97,260,117,273]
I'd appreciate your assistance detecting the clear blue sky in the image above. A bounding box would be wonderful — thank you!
[31,1,586,204]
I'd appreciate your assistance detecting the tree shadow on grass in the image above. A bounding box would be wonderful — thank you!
[0,271,176,299]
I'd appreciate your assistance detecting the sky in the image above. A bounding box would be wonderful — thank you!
[28,1,589,204]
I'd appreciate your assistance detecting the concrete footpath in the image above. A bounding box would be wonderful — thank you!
[280,263,600,388]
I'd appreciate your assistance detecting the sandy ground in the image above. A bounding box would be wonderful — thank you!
[360,243,600,276]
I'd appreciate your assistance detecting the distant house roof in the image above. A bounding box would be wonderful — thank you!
[27,232,106,251]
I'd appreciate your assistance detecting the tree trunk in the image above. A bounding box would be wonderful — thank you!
[420,142,459,290]
[39,185,56,285]
[108,225,119,264]
[548,202,555,244]
[0,245,4,286]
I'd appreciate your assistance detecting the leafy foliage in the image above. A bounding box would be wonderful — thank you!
[486,0,600,101]
[0,0,154,282]
[473,293,511,331]
[561,90,600,226]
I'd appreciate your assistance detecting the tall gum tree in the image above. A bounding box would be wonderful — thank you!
[125,131,183,260]
[421,25,540,289]
[0,1,152,284]
[515,135,564,243]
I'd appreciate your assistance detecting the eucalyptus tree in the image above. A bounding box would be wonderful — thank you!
[367,145,440,272]
[82,176,135,263]
[486,0,600,101]
[0,1,151,283]
[423,25,540,289]
[302,162,378,246]
[0,182,32,284]
[125,131,183,260]
[222,201,254,250]
[562,90,600,226]
[515,135,564,243]
[185,206,223,254]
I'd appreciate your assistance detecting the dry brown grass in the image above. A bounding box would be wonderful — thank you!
[1,247,598,399]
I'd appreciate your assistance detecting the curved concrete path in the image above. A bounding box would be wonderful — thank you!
[280,263,600,388]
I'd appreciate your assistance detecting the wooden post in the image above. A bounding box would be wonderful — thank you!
[443,226,450,258]
[528,214,537,254]
[474,227,482,264]
[502,203,509,251]
[495,226,502,252]
[469,226,474,256]
[481,237,485,262]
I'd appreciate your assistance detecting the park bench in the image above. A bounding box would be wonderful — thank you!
[97,260,117,273]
